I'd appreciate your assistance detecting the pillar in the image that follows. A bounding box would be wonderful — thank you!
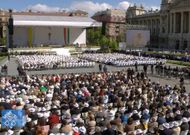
[189,11,190,33]
[167,14,169,33]
[189,11,190,49]
[160,17,162,33]
[181,12,184,33]
[174,12,176,33]
[170,13,172,33]
[187,12,189,33]
[151,20,153,34]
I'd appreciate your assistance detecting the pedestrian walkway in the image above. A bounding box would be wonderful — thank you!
[6,58,19,76]
[0,57,8,66]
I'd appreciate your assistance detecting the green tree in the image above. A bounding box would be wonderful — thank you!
[100,36,110,49]
[87,28,102,46]
[109,39,118,50]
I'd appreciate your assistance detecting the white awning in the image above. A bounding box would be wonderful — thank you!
[14,20,101,27]
[13,15,102,28]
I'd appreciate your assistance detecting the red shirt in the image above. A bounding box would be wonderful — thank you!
[48,114,60,127]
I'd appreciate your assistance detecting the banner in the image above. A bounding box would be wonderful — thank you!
[28,27,33,47]
[67,28,70,44]
[126,30,150,48]
[64,28,70,45]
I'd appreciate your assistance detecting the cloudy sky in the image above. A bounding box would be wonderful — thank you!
[0,0,161,15]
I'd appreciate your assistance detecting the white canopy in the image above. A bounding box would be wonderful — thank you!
[13,15,102,28]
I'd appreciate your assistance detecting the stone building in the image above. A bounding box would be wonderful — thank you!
[69,10,88,17]
[127,0,190,50]
[0,10,9,46]
[92,9,126,40]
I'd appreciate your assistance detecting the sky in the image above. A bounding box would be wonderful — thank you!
[0,0,161,15]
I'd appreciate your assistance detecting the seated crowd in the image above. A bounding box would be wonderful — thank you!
[16,55,95,70]
[0,70,189,135]
[79,53,166,67]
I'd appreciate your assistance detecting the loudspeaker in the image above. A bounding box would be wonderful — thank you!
[8,17,14,35]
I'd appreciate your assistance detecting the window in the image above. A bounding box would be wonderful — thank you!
[183,40,188,50]
[175,40,180,50]
[162,27,165,33]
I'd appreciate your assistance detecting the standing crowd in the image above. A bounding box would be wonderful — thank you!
[155,65,190,79]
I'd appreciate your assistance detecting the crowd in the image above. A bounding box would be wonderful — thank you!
[0,69,189,135]
[16,55,95,70]
[79,53,166,67]
[142,52,190,62]
[155,64,190,78]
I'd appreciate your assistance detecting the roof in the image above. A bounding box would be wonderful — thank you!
[12,11,70,16]
[13,15,101,27]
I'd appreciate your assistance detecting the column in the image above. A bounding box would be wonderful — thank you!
[167,14,169,33]
[160,17,162,33]
[189,11,190,33]
[181,12,183,33]
[170,13,172,33]
[180,12,183,50]
[189,11,190,49]
[187,12,189,33]
[151,19,153,34]
[174,12,176,33]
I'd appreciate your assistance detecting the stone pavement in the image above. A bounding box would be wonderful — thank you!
[1,57,190,93]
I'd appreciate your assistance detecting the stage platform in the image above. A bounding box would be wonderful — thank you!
[8,46,100,56]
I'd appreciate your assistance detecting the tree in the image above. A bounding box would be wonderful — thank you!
[100,36,109,49]
[87,28,102,46]
[109,39,118,50]
[87,28,119,52]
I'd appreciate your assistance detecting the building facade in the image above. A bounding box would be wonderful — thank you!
[0,10,9,46]
[127,0,190,50]
[92,9,126,41]
[69,10,88,17]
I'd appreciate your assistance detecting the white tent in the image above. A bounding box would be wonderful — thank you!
[11,15,101,47]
